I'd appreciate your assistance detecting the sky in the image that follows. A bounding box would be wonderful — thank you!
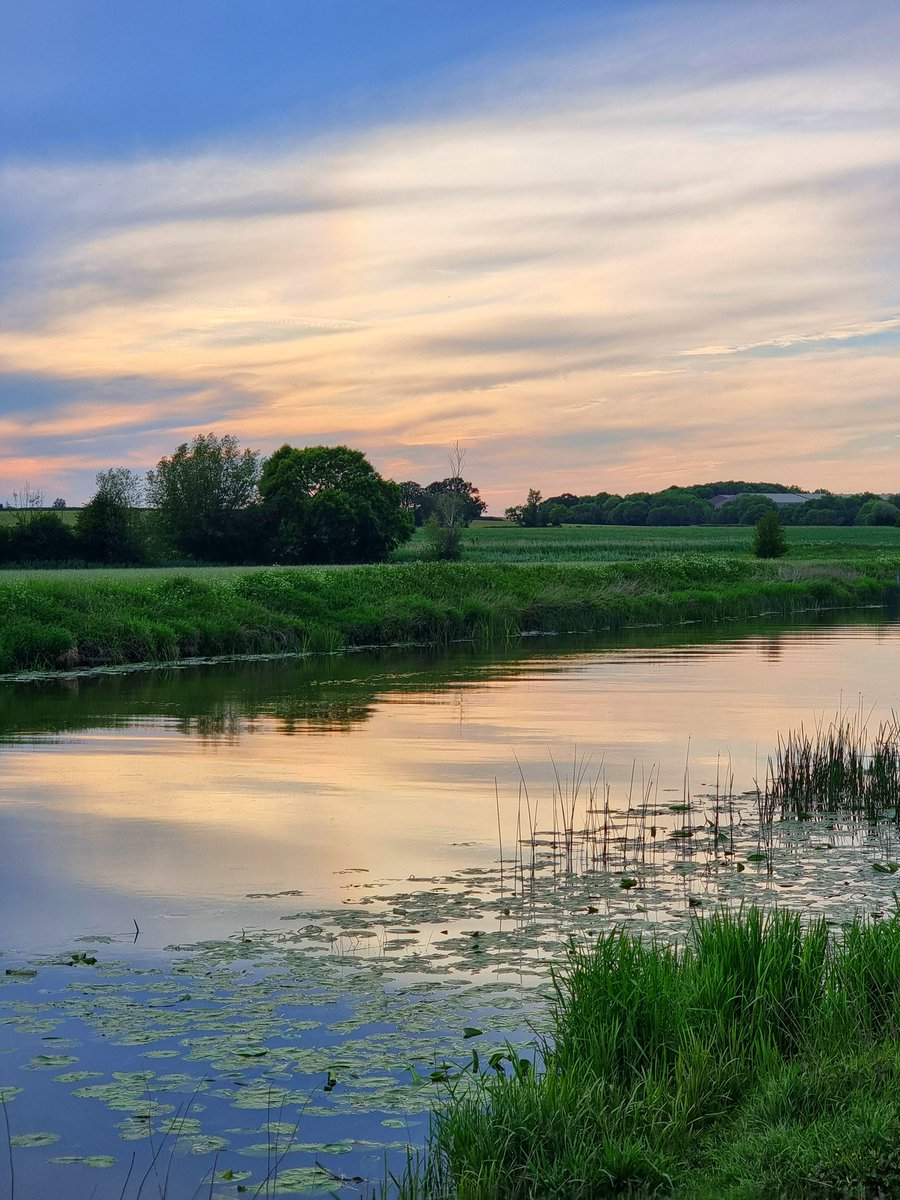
[1,0,898,510]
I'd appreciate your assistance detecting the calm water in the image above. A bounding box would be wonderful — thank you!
[0,611,898,1197]
[1,611,898,954]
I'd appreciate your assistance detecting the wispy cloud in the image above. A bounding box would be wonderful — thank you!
[1,0,898,503]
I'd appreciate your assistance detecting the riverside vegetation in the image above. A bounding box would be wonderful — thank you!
[396,909,900,1200]
[2,549,900,674]
[394,715,900,1199]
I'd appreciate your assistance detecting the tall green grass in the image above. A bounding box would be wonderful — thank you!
[397,909,900,1199]
[1,556,898,674]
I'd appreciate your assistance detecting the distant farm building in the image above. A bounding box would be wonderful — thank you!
[709,492,825,510]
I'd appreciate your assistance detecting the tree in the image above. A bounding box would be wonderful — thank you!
[520,488,545,528]
[715,494,778,526]
[259,444,413,564]
[398,481,436,527]
[752,510,788,558]
[425,476,487,527]
[10,512,76,562]
[76,469,146,563]
[94,467,144,508]
[51,497,66,510]
[855,499,900,527]
[421,514,462,561]
[423,441,487,531]
[8,482,43,521]
[146,433,261,560]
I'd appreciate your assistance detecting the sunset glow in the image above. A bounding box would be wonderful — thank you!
[2,1,898,506]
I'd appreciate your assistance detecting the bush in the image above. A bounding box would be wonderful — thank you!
[753,511,788,558]
[421,515,462,561]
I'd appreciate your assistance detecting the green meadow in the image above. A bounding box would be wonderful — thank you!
[394,520,900,564]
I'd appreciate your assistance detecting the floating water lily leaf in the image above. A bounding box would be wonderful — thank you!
[872,862,899,874]
[28,1054,78,1069]
[4,968,36,979]
[51,1155,116,1167]
[272,1166,335,1194]
[462,1027,483,1039]
[10,1132,60,1148]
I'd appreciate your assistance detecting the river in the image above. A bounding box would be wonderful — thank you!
[0,610,898,1197]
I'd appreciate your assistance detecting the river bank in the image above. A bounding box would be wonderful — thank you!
[2,555,899,674]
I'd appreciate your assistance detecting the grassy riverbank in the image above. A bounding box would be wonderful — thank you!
[2,554,899,673]
[399,909,900,1200]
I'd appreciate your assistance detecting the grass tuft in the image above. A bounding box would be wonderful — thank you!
[393,909,900,1199]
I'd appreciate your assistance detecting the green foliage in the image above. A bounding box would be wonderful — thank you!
[399,911,900,1199]
[421,515,462,561]
[0,550,898,673]
[7,512,78,563]
[76,474,146,564]
[423,476,486,527]
[146,432,262,561]
[753,510,789,558]
[260,444,413,564]
[856,499,900,527]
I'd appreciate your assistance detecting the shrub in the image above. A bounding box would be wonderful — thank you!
[753,511,788,558]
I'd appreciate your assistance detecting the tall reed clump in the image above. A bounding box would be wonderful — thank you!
[765,712,900,821]
[395,909,900,1200]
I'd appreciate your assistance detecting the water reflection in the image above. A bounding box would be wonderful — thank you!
[0,611,897,953]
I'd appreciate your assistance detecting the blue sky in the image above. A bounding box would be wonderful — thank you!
[2,1,644,155]
[1,0,898,506]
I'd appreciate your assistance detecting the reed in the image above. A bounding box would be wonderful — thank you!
[392,909,900,1199]
[764,711,900,822]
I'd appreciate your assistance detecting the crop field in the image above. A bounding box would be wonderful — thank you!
[0,507,81,526]
[394,521,900,564]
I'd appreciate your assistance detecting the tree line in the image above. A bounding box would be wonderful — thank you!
[3,449,898,568]
[504,483,900,529]
[0,436,490,568]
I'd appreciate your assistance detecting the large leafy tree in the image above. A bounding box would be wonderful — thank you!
[146,433,261,560]
[260,444,413,564]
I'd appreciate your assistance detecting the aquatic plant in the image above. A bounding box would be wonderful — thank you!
[764,711,900,822]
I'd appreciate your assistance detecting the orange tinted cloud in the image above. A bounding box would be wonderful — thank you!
[1,2,898,503]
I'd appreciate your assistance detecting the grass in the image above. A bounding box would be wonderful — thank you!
[395,908,900,1200]
[1,552,899,674]
[0,508,81,527]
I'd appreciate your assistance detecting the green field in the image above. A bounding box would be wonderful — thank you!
[4,516,898,570]
[394,521,900,564]
[0,506,81,526]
